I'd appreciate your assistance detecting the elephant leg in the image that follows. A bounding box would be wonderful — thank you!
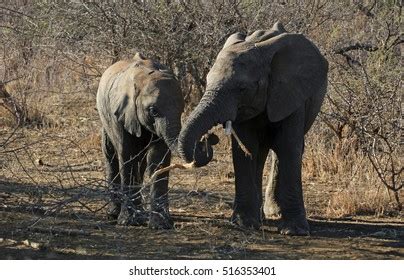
[263,150,281,218]
[101,129,121,220]
[273,108,309,236]
[116,130,148,226]
[145,140,173,230]
[255,133,271,221]
[231,122,261,229]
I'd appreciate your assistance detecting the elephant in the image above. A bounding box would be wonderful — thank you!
[178,22,328,235]
[96,53,186,229]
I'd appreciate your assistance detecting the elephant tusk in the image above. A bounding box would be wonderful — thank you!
[224,120,232,135]
[148,162,195,184]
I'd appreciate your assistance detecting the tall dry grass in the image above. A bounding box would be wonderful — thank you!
[303,124,401,217]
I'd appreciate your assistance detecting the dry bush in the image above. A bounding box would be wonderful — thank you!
[303,127,363,183]
[321,1,402,210]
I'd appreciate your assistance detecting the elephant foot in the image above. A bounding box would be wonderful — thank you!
[148,211,174,230]
[263,200,280,218]
[106,202,121,221]
[278,214,310,236]
[231,211,261,230]
[117,206,148,226]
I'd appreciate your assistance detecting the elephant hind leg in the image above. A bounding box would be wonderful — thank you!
[263,150,281,218]
[254,132,271,222]
[101,129,121,220]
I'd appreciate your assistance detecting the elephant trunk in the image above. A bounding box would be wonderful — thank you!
[178,91,237,166]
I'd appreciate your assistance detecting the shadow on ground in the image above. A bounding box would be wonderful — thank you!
[1,180,403,259]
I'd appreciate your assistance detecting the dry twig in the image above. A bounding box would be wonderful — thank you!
[230,128,252,158]
[148,162,195,183]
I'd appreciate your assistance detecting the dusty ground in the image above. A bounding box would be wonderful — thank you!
[0,104,403,260]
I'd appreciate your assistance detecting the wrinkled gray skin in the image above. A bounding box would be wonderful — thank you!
[178,22,328,235]
[97,53,185,229]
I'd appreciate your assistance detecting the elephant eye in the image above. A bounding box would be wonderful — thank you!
[148,106,159,117]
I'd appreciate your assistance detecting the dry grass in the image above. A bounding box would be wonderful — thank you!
[326,187,394,218]
[302,127,402,217]
[1,89,402,260]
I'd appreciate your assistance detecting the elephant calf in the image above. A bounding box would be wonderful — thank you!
[97,53,184,229]
[178,22,328,235]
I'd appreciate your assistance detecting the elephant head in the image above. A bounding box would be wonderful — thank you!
[178,22,328,165]
[111,53,185,152]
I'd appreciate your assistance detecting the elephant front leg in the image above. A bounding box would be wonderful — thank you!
[231,124,261,229]
[146,141,173,230]
[274,109,309,235]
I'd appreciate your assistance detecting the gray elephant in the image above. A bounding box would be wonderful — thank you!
[178,22,328,235]
[96,53,185,229]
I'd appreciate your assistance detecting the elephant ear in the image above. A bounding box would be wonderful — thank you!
[255,33,328,122]
[222,32,246,49]
[111,72,142,137]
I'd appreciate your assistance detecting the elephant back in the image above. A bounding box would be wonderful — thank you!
[131,53,176,81]
[245,22,287,44]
